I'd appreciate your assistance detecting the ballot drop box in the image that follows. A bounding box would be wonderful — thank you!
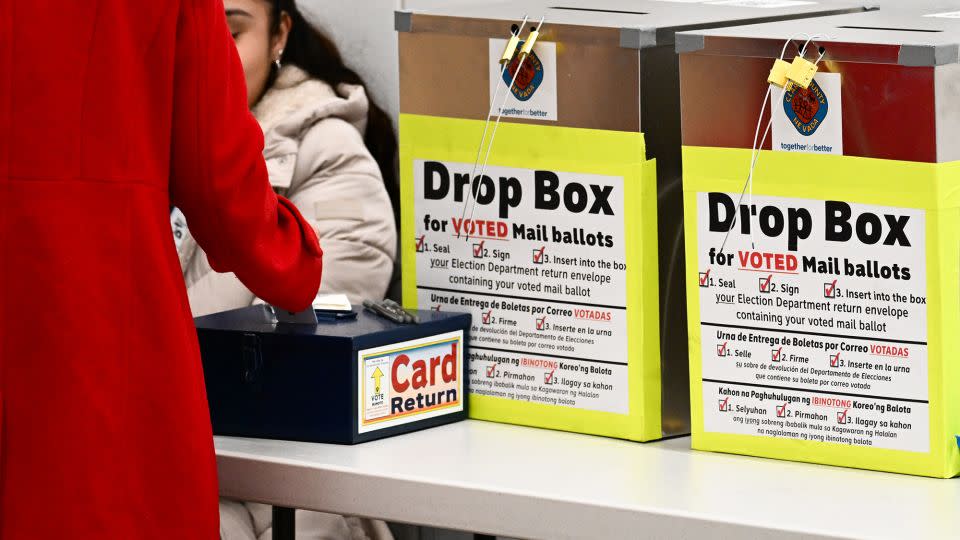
[196,306,471,444]
[679,8,960,476]
[397,0,864,441]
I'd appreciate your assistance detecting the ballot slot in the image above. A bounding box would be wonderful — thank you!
[548,7,649,15]
[679,6,960,477]
[272,305,319,325]
[835,26,943,32]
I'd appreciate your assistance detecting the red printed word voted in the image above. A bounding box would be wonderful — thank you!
[738,250,798,272]
[451,218,509,238]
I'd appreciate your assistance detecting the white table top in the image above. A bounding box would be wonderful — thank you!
[215,420,959,539]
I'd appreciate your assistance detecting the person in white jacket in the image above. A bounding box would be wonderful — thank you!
[178,0,399,318]
[176,1,398,539]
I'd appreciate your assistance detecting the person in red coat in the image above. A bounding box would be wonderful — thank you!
[0,1,323,538]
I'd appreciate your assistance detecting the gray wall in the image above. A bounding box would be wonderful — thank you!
[297,0,481,128]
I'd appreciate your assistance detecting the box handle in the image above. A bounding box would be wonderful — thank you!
[241,333,263,385]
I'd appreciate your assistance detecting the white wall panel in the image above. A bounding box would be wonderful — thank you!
[296,0,489,127]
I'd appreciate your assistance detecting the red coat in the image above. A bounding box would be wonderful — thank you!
[0,1,322,538]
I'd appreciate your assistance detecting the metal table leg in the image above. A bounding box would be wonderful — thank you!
[272,506,295,540]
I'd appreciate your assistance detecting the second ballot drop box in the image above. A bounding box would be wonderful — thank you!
[397,0,864,441]
[679,7,960,476]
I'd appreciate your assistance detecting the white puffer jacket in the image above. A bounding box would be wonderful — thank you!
[178,65,397,317]
[219,499,393,540]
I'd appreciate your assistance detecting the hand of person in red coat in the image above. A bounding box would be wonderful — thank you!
[169,0,322,312]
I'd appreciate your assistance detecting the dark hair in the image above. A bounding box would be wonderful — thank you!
[267,0,399,225]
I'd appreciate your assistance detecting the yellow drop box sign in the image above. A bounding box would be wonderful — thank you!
[401,114,670,441]
[683,146,960,478]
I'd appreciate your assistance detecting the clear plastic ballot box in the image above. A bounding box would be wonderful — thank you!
[678,7,960,476]
[397,0,865,441]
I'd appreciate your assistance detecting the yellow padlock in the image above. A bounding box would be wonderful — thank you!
[767,58,792,88]
[520,30,540,56]
[500,35,521,64]
[786,55,817,89]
